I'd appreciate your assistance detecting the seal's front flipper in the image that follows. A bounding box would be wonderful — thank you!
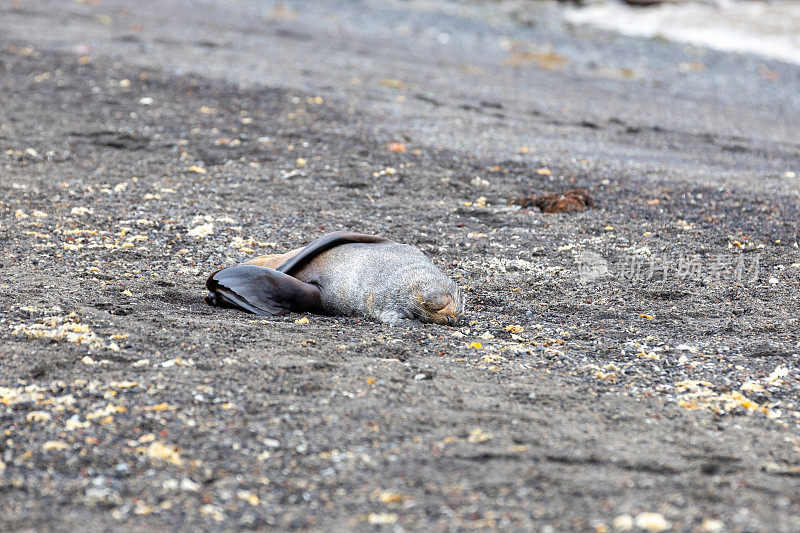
[277,231,388,276]
[205,265,323,316]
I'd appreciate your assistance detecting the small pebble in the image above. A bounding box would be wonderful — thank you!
[634,512,670,532]
[700,518,724,533]
[612,514,633,531]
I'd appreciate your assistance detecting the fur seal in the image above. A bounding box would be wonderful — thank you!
[204,231,464,325]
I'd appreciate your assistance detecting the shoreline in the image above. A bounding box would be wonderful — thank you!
[564,0,800,66]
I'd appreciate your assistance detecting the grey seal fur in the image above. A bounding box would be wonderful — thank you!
[205,231,464,325]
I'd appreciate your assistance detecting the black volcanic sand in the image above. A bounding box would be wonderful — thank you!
[1,1,800,531]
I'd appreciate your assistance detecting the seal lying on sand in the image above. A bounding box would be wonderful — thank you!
[205,231,464,325]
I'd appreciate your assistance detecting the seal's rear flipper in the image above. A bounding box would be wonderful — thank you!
[205,265,323,316]
[277,231,388,276]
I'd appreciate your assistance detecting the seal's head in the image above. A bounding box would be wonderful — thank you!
[408,275,464,326]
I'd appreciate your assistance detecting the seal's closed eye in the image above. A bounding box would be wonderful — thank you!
[206,265,323,316]
[422,298,449,312]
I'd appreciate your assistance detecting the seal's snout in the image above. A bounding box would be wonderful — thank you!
[432,297,463,326]
[447,313,463,326]
[441,313,457,326]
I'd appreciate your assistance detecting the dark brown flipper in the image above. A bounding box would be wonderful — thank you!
[205,231,388,315]
[205,265,324,316]
[276,231,388,275]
